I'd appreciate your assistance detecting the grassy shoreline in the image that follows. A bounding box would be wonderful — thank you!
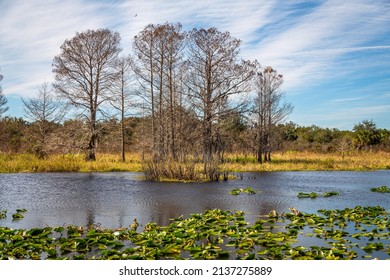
[0,151,389,174]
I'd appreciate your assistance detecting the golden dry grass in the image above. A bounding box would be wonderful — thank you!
[220,151,390,172]
[0,153,142,173]
[0,151,389,173]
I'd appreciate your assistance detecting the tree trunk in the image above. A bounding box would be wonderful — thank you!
[86,135,96,161]
[86,110,97,161]
[257,147,263,163]
[203,120,213,174]
[121,103,125,162]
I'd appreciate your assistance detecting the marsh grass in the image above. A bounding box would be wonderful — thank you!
[220,151,390,172]
[0,150,389,173]
[141,158,235,182]
[142,159,203,182]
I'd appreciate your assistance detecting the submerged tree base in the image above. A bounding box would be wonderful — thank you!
[0,206,389,260]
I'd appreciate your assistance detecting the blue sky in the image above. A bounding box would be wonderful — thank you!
[0,0,389,130]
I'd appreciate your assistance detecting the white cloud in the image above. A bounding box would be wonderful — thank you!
[245,0,390,90]
[0,0,112,97]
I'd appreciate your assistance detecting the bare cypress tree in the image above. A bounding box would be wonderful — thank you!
[52,29,122,160]
[110,56,134,161]
[0,70,9,118]
[253,66,293,163]
[132,24,158,157]
[186,28,255,176]
[22,83,67,158]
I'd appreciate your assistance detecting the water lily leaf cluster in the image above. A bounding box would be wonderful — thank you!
[370,185,390,193]
[0,206,389,260]
[297,192,339,198]
[229,188,256,195]
[11,209,27,220]
[0,210,7,219]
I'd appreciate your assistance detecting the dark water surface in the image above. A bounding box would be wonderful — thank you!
[0,171,389,229]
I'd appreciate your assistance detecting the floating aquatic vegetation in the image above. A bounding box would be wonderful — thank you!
[0,210,6,219]
[0,206,389,260]
[297,192,318,198]
[11,209,27,220]
[323,191,339,197]
[370,186,390,193]
[298,192,339,198]
[229,187,256,195]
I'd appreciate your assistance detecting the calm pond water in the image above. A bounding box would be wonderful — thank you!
[0,171,389,230]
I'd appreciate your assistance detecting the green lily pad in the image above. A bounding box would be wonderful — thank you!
[229,187,256,195]
[0,210,7,219]
[370,186,390,193]
[297,192,318,198]
[12,213,24,220]
[323,191,339,197]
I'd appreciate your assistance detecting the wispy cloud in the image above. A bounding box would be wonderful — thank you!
[246,0,390,90]
[329,97,367,103]
[0,0,112,96]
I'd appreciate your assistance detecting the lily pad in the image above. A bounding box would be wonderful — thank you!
[12,213,24,220]
[0,210,7,219]
[370,186,390,193]
[297,192,318,198]
[229,187,256,195]
[323,191,339,197]
[0,206,389,260]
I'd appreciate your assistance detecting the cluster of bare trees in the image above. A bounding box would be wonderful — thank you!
[253,66,293,163]
[1,23,293,177]
[132,23,187,161]
[21,83,67,158]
